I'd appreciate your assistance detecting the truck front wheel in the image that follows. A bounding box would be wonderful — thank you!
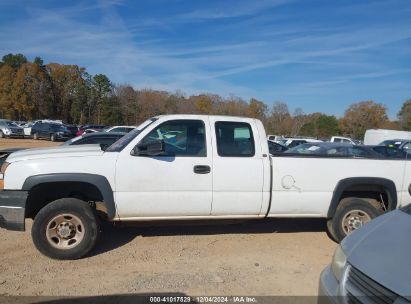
[327,198,382,243]
[32,198,100,260]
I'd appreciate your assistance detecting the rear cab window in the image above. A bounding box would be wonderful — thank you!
[215,121,255,157]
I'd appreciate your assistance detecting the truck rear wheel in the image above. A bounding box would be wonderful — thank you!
[327,198,382,243]
[32,198,100,260]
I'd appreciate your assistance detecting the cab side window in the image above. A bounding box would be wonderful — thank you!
[141,120,206,157]
[215,121,255,157]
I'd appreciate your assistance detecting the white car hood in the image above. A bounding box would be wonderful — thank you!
[6,145,104,163]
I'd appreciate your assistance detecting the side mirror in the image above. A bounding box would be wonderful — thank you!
[131,140,165,156]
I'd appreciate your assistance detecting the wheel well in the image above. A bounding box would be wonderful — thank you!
[339,184,391,210]
[328,178,397,218]
[25,182,104,219]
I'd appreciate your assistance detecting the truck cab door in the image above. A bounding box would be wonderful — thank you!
[209,118,267,216]
[114,118,213,218]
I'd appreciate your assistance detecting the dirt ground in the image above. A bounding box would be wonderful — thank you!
[0,138,336,297]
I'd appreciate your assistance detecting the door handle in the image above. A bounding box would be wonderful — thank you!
[194,165,211,174]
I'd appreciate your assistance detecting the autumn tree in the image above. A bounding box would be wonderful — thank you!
[290,108,306,136]
[339,101,388,139]
[247,98,268,121]
[191,94,214,114]
[214,94,248,116]
[266,102,292,135]
[114,85,139,124]
[397,99,411,130]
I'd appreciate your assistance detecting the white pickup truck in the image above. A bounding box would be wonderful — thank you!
[0,115,410,259]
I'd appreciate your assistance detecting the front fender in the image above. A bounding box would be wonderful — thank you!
[22,173,117,219]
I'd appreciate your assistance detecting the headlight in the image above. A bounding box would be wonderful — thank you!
[4,128,11,134]
[331,245,347,282]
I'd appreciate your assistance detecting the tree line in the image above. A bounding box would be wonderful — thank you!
[0,53,410,139]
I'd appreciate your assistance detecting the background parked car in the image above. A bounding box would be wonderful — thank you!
[283,142,384,158]
[371,145,408,159]
[1,132,127,163]
[103,125,136,133]
[268,140,288,154]
[364,128,411,145]
[21,122,34,136]
[330,136,361,145]
[319,204,411,303]
[62,132,126,150]
[267,134,285,142]
[76,125,106,136]
[65,125,79,137]
[31,121,72,141]
[0,119,24,138]
[379,139,409,148]
[278,138,323,148]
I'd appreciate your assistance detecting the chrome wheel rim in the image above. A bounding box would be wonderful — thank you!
[46,214,84,250]
[342,210,371,235]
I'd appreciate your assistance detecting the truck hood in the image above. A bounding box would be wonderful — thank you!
[342,210,411,299]
[6,145,104,163]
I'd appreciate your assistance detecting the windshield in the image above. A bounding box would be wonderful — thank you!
[61,136,82,146]
[379,140,405,148]
[285,143,325,154]
[50,124,66,131]
[5,121,18,127]
[105,118,158,152]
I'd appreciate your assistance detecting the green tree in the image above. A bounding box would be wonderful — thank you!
[46,63,89,122]
[397,99,411,130]
[1,53,27,69]
[0,64,16,119]
[300,113,339,138]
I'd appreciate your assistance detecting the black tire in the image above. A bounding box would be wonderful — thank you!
[32,198,100,260]
[328,198,382,243]
[33,133,38,140]
[50,134,56,142]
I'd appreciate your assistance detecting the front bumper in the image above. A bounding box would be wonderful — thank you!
[318,265,340,304]
[8,132,24,137]
[0,190,28,231]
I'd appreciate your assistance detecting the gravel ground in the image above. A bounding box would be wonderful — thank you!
[0,139,336,297]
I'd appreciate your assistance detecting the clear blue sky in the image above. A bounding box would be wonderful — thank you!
[1,0,410,118]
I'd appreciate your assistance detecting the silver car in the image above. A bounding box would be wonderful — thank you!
[0,119,24,138]
[319,204,411,303]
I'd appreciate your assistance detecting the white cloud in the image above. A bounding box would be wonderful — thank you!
[0,0,410,115]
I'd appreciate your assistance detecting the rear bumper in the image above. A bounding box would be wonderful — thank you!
[0,190,28,231]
